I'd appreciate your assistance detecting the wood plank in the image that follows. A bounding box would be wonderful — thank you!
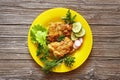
[0,1,119,13]
[0,25,28,55]
[0,58,119,79]
[0,53,31,60]
[91,25,120,57]
[94,60,120,79]
[0,0,120,5]
[81,0,120,5]
[0,1,120,25]
[0,25,29,37]
[0,59,94,79]
[0,37,28,54]
[1,11,120,25]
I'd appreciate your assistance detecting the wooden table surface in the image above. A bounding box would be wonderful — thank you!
[0,0,120,80]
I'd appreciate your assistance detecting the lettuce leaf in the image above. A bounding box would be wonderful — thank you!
[30,24,48,45]
[35,31,47,46]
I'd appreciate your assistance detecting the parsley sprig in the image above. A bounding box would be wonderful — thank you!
[64,56,75,67]
[57,35,65,42]
[62,10,76,24]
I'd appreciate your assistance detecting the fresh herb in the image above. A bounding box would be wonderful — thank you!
[57,35,65,42]
[42,59,63,73]
[64,56,75,67]
[42,56,75,73]
[40,45,50,61]
[36,44,43,56]
[37,44,49,57]
[62,10,76,24]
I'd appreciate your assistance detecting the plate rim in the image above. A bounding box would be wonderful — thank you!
[27,7,93,73]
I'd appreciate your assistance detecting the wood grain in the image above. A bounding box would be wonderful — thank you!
[0,0,120,25]
[0,0,120,80]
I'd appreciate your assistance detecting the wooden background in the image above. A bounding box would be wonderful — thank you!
[0,0,120,80]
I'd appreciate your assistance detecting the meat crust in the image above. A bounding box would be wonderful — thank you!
[48,37,73,58]
[47,22,72,42]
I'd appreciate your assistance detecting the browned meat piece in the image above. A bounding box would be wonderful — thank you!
[48,37,73,58]
[47,22,72,42]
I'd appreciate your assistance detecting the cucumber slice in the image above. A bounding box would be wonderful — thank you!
[72,22,82,33]
[71,32,78,41]
[75,28,85,37]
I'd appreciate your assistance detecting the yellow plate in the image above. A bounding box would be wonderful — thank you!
[28,8,93,73]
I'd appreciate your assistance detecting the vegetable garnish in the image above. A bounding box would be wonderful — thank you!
[64,56,75,67]
[42,56,75,73]
[73,39,82,49]
[71,22,86,41]
[30,24,49,57]
[57,35,65,42]
[72,22,82,33]
[42,59,63,73]
[62,10,76,24]
[30,24,48,44]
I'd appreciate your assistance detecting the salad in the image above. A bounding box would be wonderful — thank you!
[30,10,85,73]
